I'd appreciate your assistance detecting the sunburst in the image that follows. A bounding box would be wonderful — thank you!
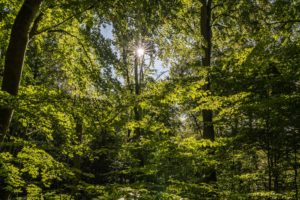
[129,40,153,58]
[136,47,145,57]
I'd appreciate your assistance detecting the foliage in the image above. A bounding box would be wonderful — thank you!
[0,0,299,199]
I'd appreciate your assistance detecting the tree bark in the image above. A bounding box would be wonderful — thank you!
[293,144,298,199]
[0,0,43,139]
[134,55,141,139]
[200,0,214,141]
[200,0,216,182]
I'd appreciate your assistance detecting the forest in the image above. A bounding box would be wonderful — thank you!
[0,0,299,199]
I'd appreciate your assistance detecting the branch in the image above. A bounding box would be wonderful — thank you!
[32,5,95,36]
[29,12,44,39]
[211,3,223,10]
[266,19,300,25]
[47,29,95,70]
[190,113,202,133]
[211,12,237,26]
[208,0,212,8]
[155,70,168,81]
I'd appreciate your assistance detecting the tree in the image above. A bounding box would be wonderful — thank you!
[0,0,43,139]
[0,0,299,199]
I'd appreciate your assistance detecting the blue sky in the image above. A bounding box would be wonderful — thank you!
[100,24,169,80]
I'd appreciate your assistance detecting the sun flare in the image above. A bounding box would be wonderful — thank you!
[136,47,145,57]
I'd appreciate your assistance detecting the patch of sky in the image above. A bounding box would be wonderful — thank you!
[100,24,170,81]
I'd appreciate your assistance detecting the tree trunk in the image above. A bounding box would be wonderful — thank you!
[294,145,298,199]
[200,0,214,141]
[0,0,43,139]
[200,0,216,182]
[134,54,141,139]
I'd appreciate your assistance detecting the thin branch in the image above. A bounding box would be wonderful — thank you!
[211,3,223,10]
[266,19,300,25]
[155,70,168,81]
[32,5,95,36]
[29,12,44,39]
[191,113,202,133]
[211,12,238,26]
[208,0,212,8]
[47,29,95,70]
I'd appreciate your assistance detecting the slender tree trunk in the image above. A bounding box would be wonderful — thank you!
[134,46,145,166]
[134,56,140,97]
[273,153,279,192]
[134,55,141,138]
[200,0,216,182]
[294,146,298,199]
[121,46,133,139]
[267,151,272,191]
[200,0,214,141]
[0,0,43,139]
[74,116,83,169]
